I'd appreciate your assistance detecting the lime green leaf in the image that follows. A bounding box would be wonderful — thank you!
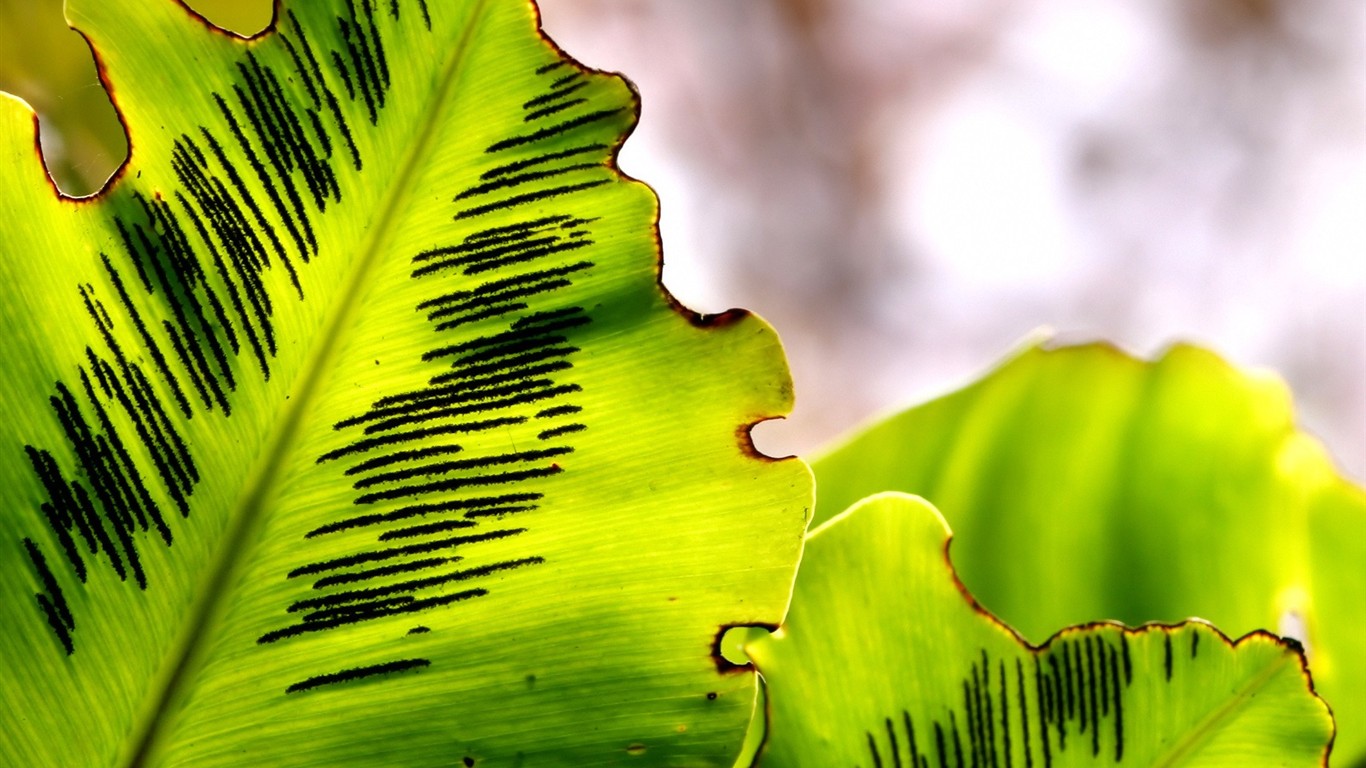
[747,493,1334,766]
[810,341,1365,761]
[0,1,810,765]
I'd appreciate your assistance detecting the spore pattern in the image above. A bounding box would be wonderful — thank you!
[861,632,1144,768]
[15,0,620,697]
[272,60,612,694]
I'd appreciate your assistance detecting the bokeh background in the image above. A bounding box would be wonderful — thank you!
[2,0,1362,479]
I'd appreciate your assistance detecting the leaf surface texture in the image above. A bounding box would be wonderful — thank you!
[0,1,810,765]
[747,494,1334,766]
[811,341,1365,761]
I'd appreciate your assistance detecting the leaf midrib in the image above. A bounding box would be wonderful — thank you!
[1151,645,1295,767]
[122,4,489,765]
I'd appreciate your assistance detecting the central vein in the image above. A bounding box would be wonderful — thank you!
[1151,645,1295,766]
[123,4,488,766]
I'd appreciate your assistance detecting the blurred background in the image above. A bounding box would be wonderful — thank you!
[2,0,1362,479]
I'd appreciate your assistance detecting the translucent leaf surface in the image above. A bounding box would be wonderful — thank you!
[810,341,1365,762]
[0,1,811,765]
[747,493,1334,766]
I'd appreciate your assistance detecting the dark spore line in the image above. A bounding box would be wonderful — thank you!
[285,657,430,693]
[862,636,1135,767]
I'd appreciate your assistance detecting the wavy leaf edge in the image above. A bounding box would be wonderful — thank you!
[2,0,811,764]
[745,492,1335,767]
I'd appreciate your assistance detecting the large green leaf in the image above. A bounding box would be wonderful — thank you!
[747,493,1334,766]
[0,1,811,765]
[811,341,1365,762]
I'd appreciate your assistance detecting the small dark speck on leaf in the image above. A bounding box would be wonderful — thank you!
[626,744,647,755]
[463,758,474,767]
[706,692,718,700]
[525,674,536,688]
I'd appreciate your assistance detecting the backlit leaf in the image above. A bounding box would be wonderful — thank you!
[0,1,810,765]
[747,493,1334,766]
[810,341,1365,762]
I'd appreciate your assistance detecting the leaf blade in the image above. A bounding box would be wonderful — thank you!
[810,340,1366,761]
[747,493,1334,767]
[0,1,811,764]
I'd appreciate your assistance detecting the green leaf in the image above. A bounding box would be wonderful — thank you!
[747,493,1334,766]
[810,341,1365,761]
[0,1,810,765]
